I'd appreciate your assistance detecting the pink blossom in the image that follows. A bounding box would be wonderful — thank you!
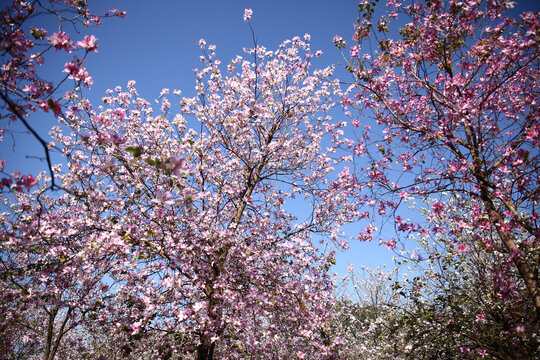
[22,84,40,95]
[477,349,488,358]
[112,108,126,119]
[398,191,409,198]
[341,96,353,105]
[76,35,98,52]
[333,35,347,49]
[456,243,470,253]
[243,8,253,21]
[515,324,526,335]
[63,61,93,87]
[90,15,102,25]
[19,174,38,191]
[383,238,397,250]
[166,156,188,176]
[151,191,176,210]
[106,8,127,18]
[63,61,79,76]
[0,178,13,190]
[350,45,360,58]
[42,99,62,117]
[130,321,142,335]
[431,201,445,215]
[49,32,72,51]
[475,313,485,323]
[193,301,205,312]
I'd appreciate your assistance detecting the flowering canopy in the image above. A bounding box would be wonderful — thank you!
[340,0,539,315]
[2,29,359,357]
[0,0,125,189]
[1,1,539,359]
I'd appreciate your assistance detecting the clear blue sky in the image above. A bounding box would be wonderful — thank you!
[2,0,539,278]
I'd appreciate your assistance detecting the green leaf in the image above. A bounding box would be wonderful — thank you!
[126,146,143,158]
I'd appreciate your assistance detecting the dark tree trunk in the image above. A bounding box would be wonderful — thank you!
[195,341,215,360]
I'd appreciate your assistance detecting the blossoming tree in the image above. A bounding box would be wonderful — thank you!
[393,196,540,359]
[332,198,539,359]
[0,0,125,189]
[339,0,539,323]
[2,11,359,358]
[1,2,123,359]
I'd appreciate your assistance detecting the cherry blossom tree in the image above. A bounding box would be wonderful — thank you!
[0,0,125,189]
[0,186,119,359]
[3,14,358,357]
[392,196,540,359]
[329,197,538,359]
[339,0,539,321]
[61,36,355,359]
[0,2,125,359]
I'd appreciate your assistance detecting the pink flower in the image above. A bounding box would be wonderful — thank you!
[90,15,102,25]
[341,96,352,105]
[515,324,526,335]
[167,156,188,176]
[193,301,205,312]
[42,99,62,117]
[130,321,142,335]
[76,35,98,52]
[49,32,72,51]
[112,108,126,119]
[0,178,13,190]
[456,243,470,253]
[384,238,397,250]
[460,347,471,357]
[477,349,488,358]
[431,201,445,215]
[106,9,127,18]
[151,191,176,210]
[243,8,253,21]
[22,84,40,95]
[19,174,38,191]
[475,313,485,323]
[297,351,305,359]
[63,61,80,76]
[63,61,93,87]
[350,45,360,58]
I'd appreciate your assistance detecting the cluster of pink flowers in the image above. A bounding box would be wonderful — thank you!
[243,8,253,21]
[63,60,93,87]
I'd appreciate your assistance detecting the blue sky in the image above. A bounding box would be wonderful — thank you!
[86,0,357,99]
[2,0,539,278]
